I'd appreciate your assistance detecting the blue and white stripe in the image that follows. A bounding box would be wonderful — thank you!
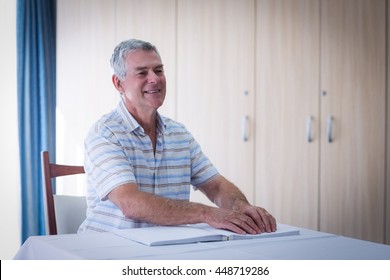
[78,100,219,233]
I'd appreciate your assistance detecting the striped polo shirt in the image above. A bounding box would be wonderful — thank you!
[78,99,219,233]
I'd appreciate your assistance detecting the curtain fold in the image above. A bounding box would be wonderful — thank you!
[17,0,56,242]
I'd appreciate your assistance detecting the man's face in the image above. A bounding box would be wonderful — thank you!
[120,50,166,115]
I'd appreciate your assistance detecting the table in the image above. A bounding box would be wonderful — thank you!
[13,225,390,260]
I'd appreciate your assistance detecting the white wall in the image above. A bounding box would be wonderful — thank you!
[0,0,21,259]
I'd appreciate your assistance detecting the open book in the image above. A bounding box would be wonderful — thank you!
[113,223,300,246]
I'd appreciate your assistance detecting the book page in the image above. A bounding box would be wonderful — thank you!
[191,223,300,240]
[113,223,300,246]
[113,225,225,246]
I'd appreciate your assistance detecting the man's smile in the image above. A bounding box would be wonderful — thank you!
[143,89,161,94]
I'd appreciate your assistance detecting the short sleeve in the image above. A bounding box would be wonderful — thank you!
[84,122,137,201]
[188,133,219,188]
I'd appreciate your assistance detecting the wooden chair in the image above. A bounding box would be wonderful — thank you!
[41,151,86,235]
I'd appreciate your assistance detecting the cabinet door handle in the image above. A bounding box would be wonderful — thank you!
[327,115,333,143]
[306,116,313,143]
[242,115,249,142]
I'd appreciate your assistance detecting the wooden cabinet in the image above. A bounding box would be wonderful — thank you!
[256,0,387,243]
[387,0,390,245]
[256,0,320,230]
[116,0,177,119]
[320,0,386,243]
[177,0,256,205]
[57,0,117,194]
[56,0,176,193]
[57,0,389,243]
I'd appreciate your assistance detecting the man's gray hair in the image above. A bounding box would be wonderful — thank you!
[110,39,160,80]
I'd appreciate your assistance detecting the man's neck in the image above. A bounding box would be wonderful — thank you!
[125,102,157,133]
[125,103,158,153]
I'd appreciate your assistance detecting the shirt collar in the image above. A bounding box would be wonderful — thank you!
[116,98,167,134]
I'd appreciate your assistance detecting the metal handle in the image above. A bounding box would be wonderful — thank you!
[327,116,333,143]
[242,115,249,142]
[306,116,313,143]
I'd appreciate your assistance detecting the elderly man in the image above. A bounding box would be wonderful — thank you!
[78,39,276,235]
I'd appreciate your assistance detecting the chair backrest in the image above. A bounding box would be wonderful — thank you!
[41,151,86,235]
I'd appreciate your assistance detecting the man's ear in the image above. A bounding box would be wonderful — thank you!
[112,75,123,93]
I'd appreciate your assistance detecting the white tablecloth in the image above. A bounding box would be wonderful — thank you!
[14,225,390,260]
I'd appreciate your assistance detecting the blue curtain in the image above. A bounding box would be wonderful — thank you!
[17,0,56,242]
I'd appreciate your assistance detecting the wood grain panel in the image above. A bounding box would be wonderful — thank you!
[116,0,177,119]
[177,0,256,205]
[320,0,386,243]
[256,0,320,230]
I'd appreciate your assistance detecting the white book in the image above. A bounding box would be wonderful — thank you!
[113,223,300,246]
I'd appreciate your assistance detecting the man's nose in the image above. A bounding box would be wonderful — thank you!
[147,71,159,83]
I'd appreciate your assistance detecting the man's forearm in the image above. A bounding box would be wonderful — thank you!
[110,185,213,226]
[200,175,250,210]
[108,179,274,234]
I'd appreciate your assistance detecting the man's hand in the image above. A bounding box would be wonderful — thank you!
[205,208,261,234]
[205,206,276,235]
[233,201,277,233]
[200,175,277,234]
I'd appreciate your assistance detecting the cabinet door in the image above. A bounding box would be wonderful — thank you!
[387,0,390,246]
[255,0,320,230]
[57,0,117,195]
[320,0,386,243]
[177,0,255,204]
[116,0,177,119]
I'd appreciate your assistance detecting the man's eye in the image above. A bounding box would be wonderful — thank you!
[137,72,147,76]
